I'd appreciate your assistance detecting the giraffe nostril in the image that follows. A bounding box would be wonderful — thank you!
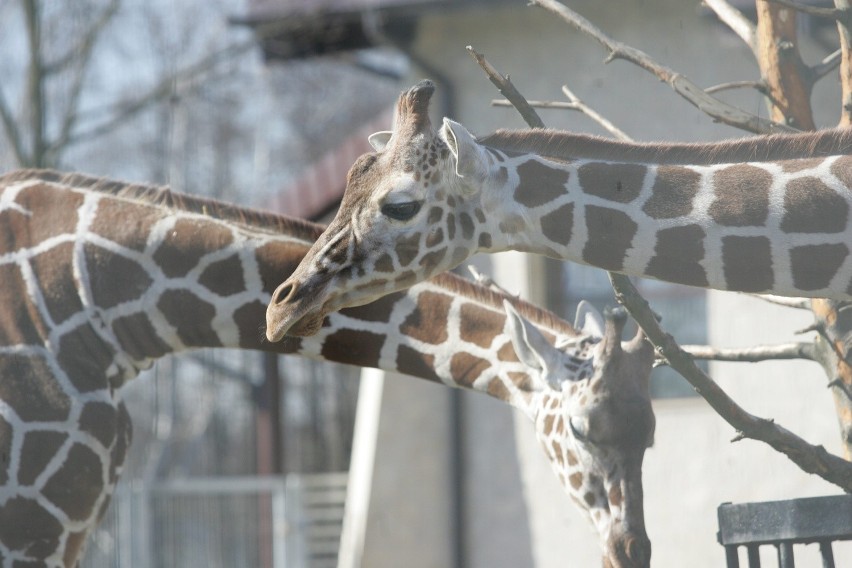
[273,282,297,305]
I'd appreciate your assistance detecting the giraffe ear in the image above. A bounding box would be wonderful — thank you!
[504,300,563,388]
[368,131,393,152]
[439,118,487,194]
[574,300,605,339]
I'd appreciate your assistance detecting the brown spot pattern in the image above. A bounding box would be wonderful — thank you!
[514,160,570,207]
[459,303,504,348]
[425,227,444,248]
[790,244,848,291]
[90,198,162,252]
[722,236,773,292]
[0,416,11,486]
[85,244,152,310]
[540,202,574,246]
[0,264,47,346]
[0,497,64,555]
[579,162,646,203]
[497,342,519,362]
[0,356,72,422]
[339,292,404,324]
[645,224,708,287]
[374,253,395,273]
[322,328,384,368]
[781,157,824,173]
[78,402,118,448]
[18,431,69,485]
[641,166,701,219]
[830,155,852,189]
[199,254,246,296]
[396,345,441,382]
[14,184,83,244]
[609,484,624,508]
[29,243,83,325]
[781,177,848,234]
[395,233,420,267]
[459,212,475,240]
[499,214,526,234]
[57,325,115,392]
[153,219,233,278]
[112,312,172,360]
[569,472,584,490]
[709,165,772,227]
[582,206,638,271]
[41,443,104,521]
[450,352,491,387]
[487,379,511,401]
[400,291,452,345]
[158,289,220,348]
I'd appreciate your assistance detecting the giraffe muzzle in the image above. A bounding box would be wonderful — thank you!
[266,277,331,341]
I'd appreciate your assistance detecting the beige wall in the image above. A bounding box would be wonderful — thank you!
[360,1,850,566]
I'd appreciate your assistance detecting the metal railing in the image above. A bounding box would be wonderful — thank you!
[84,472,348,568]
[717,495,852,568]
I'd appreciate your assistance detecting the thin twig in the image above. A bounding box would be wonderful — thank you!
[466,46,545,128]
[530,0,797,134]
[679,342,817,362]
[810,48,843,82]
[751,294,812,310]
[561,86,632,141]
[705,80,769,95]
[704,0,757,52]
[492,99,580,110]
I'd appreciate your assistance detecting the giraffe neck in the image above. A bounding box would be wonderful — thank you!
[479,129,852,299]
[4,169,586,410]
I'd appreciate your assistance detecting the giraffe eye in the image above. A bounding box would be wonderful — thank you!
[381,201,422,221]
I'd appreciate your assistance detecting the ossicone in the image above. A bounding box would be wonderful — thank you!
[395,79,436,134]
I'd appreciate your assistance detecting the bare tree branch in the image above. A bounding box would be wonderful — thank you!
[679,342,818,362]
[66,39,256,147]
[466,46,545,128]
[529,0,798,134]
[467,41,852,492]
[704,0,757,52]
[609,272,852,491]
[46,0,120,164]
[750,294,813,310]
[0,87,26,165]
[765,0,848,19]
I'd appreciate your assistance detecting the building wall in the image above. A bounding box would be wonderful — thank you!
[359,1,851,566]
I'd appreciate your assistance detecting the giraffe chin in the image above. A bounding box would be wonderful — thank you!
[266,305,329,341]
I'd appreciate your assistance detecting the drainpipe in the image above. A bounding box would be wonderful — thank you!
[361,12,465,568]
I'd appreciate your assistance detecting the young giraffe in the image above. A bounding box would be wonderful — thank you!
[265,80,852,340]
[0,169,654,568]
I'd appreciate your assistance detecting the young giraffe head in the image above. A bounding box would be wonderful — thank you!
[505,301,655,568]
[267,80,496,339]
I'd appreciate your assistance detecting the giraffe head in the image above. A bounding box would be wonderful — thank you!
[266,80,498,340]
[505,301,655,568]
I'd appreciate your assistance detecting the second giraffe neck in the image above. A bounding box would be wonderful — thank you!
[6,170,583,414]
[479,130,852,299]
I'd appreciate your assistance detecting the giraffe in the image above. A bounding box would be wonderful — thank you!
[0,169,654,568]
[265,80,852,340]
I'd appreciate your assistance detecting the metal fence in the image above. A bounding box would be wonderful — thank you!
[84,472,348,568]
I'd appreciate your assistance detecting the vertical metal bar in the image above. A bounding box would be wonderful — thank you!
[777,542,794,568]
[724,545,741,568]
[272,481,287,568]
[746,545,761,568]
[819,541,835,568]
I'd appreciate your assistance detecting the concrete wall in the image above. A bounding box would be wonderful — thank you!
[358,1,851,566]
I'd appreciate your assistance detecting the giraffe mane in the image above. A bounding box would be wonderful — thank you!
[2,169,324,243]
[1,169,581,339]
[429,272,582,339]
[479,127,852,165]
